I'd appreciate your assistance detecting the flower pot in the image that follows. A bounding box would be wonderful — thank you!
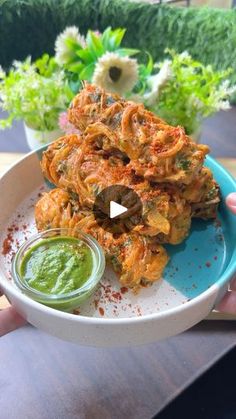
[24,123,62,150]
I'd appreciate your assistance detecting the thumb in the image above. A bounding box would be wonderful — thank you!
[226,193,236,215]
[0,306,26,337]
[216,277,236,314]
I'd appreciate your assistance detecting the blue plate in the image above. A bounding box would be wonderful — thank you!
[165,156,236,301]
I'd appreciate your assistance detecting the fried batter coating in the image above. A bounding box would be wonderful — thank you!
[41,135,192,243]
[35,189,169,290]
[181,167,220,219]
[37,85,221,293]
[68,84,209,184]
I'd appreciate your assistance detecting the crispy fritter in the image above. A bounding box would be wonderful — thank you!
[180,167,220,219]
[68,84,209,184]
[41,134,192,243]
[35,189,169,291]
[37,84,221,292]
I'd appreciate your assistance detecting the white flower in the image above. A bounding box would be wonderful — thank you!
[0,65,5,79]
[208,79,236,112]
[216,100,231,111]
[55,26,86,65]
[188,95,203,111]
[219,80,236,97]
[179,51,190,60]
[92,52,138,95]
[143,60,172,106]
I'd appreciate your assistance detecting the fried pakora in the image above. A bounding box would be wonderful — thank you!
[35,189,168,290]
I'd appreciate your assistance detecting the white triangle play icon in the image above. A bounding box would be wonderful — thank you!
[109,201,128,219]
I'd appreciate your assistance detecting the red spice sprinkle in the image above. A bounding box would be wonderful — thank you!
[2,233,14,255]
[120,287,128,294]
[205,262,211,268]
[22,224,27,230]
[111,291,122,301]
[214,256,218,260]
[214,219,222,228]
[14,226,19,231]
[137,306,142,316]
[94,299,99,309]
[99,307,104,316]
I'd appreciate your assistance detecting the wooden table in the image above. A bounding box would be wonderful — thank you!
[0,153,236,419]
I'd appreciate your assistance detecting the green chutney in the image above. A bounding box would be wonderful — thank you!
[20,236,94,295]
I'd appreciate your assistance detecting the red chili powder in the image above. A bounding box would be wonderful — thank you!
[99,307,104,316]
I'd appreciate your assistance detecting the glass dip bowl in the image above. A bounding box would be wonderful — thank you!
[12,228,105,312]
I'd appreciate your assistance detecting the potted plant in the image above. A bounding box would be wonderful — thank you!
[0,55,72,150]
[54,27,236,141]
[136,49,236,140]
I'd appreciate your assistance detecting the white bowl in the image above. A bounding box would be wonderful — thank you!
[0,149,235,347]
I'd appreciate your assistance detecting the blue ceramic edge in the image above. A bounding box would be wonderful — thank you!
[205,156,236,290]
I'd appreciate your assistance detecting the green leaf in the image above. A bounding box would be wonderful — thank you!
[35,54,58,77]
[68,78,81,95]
[65,38,83,50]
[86,30,104,58]
[79,63,95,80]
[105,28,126,51]
[101,27,112,50]
[146,52,154,75]
[67,62,84,73]
[76,48,94,64]
[116,48,139,57]
[111,28,126,48]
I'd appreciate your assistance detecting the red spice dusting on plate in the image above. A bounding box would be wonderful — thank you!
[73,309,80,315]
[2,233,14,255]
[111,291,122,301]
[214,256,218,260]
[94,299,99,309]
[23,224,27,230]
[214,219,222,228]
[137,306,142,316]
[120,287,128,294]
[205,261,211,268]
[99,307,104,316]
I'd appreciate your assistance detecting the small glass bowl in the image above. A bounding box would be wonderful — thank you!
[12,228,105,312]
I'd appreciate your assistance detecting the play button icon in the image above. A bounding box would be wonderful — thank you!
[110,201,128,219]
[93,185,143,234]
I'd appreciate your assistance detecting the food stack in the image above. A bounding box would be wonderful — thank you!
[35,84,220,291]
